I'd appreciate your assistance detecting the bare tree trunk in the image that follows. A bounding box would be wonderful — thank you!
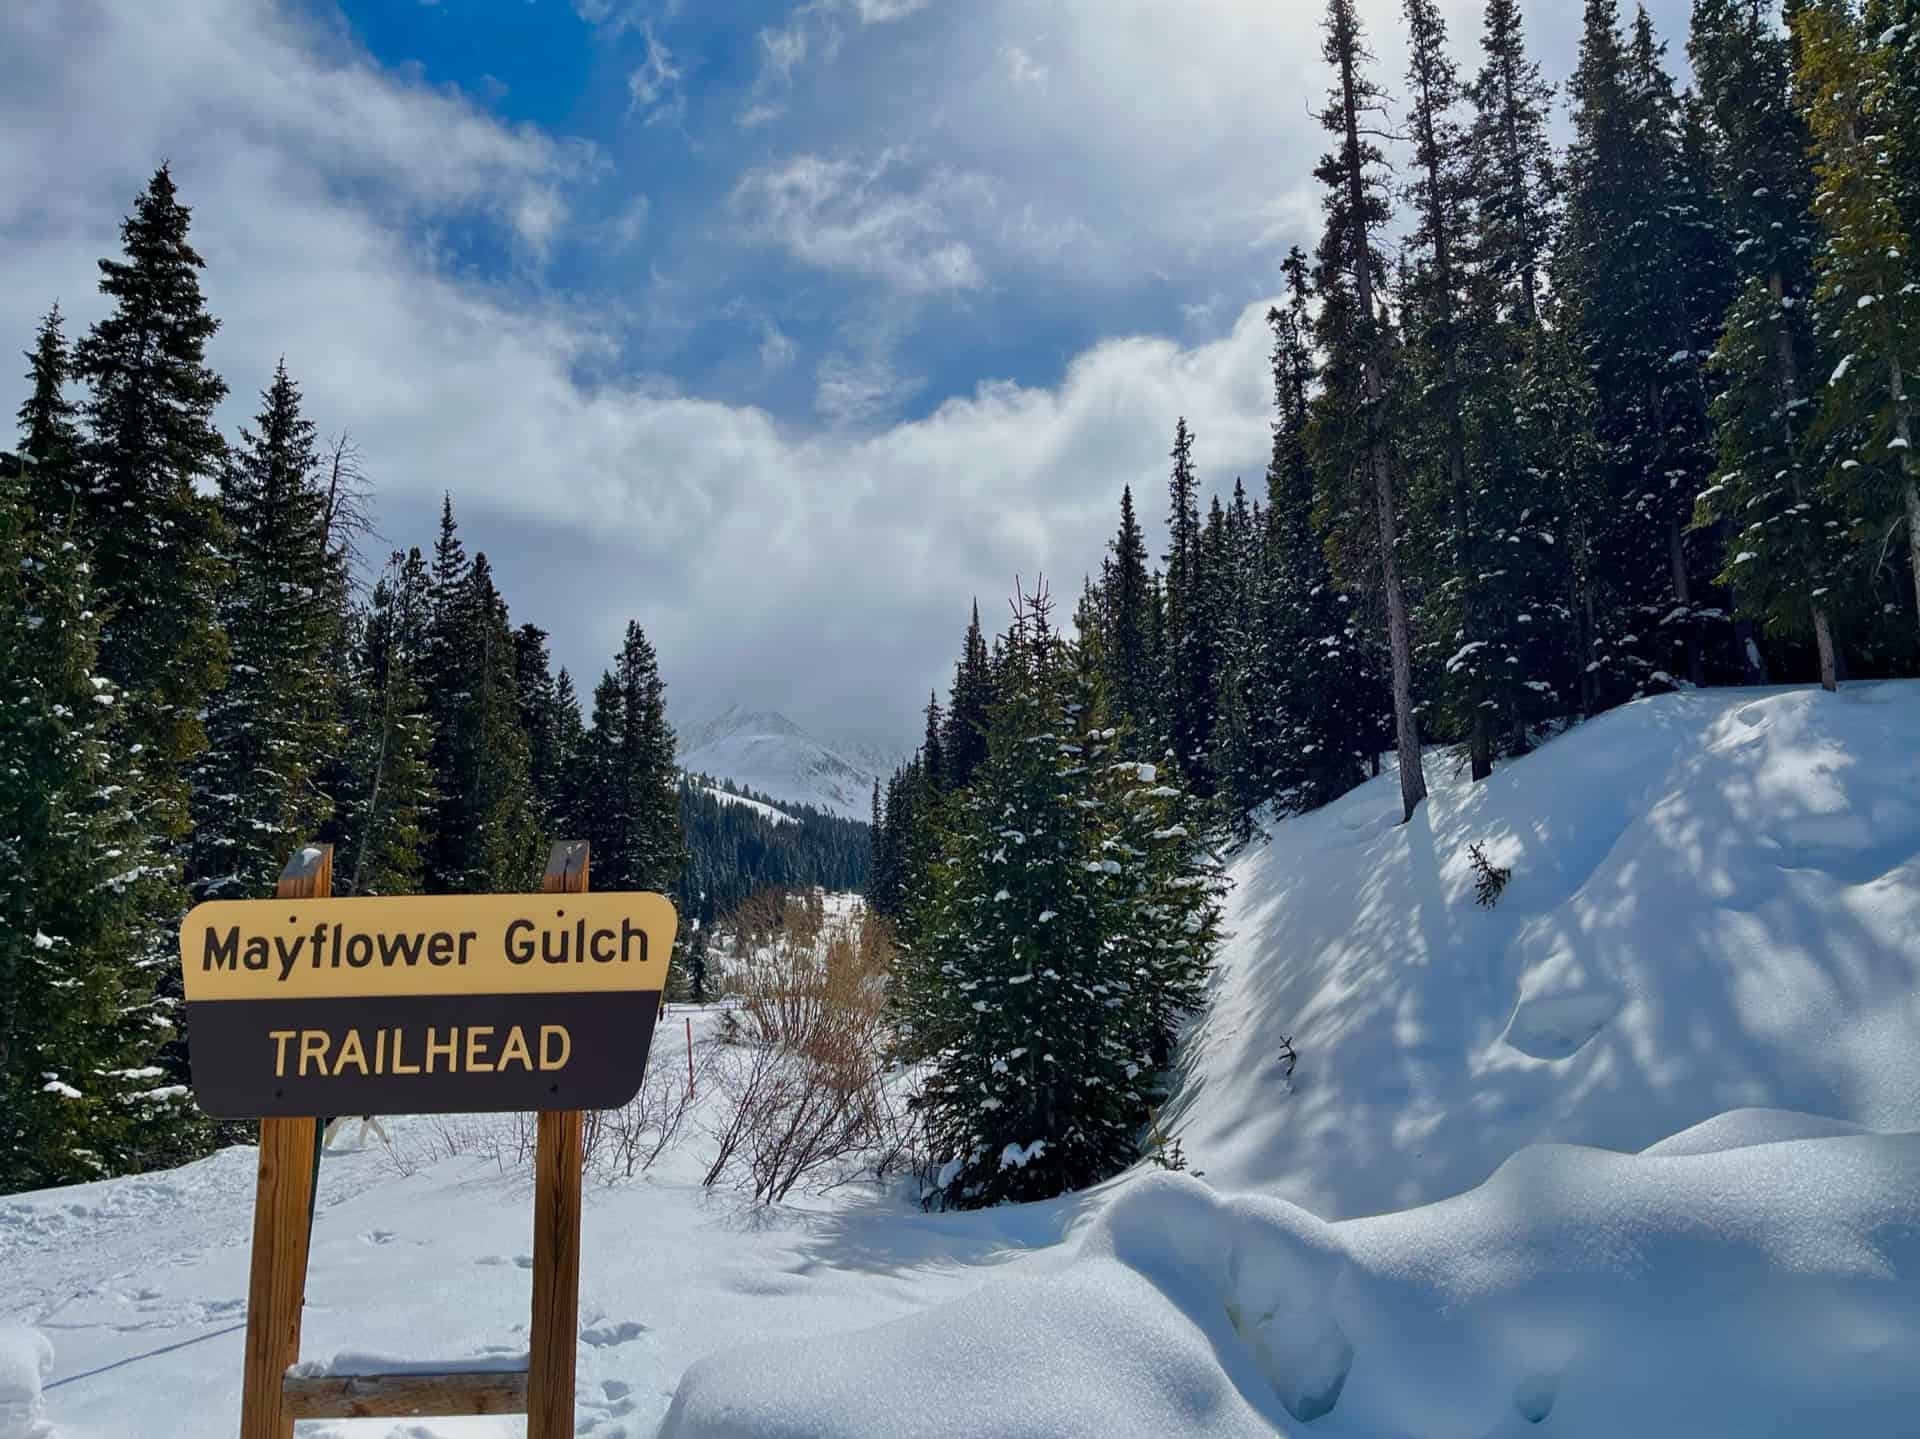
[1339,38,1426,822]
[1893,354,1920,636]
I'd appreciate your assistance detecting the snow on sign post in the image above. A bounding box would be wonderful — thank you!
[182,840,677,1439]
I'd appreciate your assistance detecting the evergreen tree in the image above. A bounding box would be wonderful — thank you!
[1102,486,1155,738]
[1690,0,1845,687]
[189,362,345,901]
[1401,0,1498,780]
[550,666,587,836]
[1797,0,1920,638]
[0,448,189,1187]
[608,620,685,893]
[515,623,567,826]
[922,691,946,796]
[1312,0,1428,820]
[1561,2,1737,697]
[903,587,1146,1207]
[17,308,84,525]
[1162,418,1221,793]
[71,165,229,840]
[1260,251,1379,810]
[333,550,437,897]
[941,601,994,791]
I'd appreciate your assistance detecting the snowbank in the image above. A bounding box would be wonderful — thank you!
[667,1135,1920,1439]
[1174,682,1920,1217]
[0,1326,54,1439]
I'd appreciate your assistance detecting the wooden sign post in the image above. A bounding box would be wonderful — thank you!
[182,841,676,1439]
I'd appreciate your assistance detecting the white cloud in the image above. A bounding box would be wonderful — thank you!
[0,0,1300,741]
[1001,44,1046,87]
[729,151,988,296]
[626,23,686,127]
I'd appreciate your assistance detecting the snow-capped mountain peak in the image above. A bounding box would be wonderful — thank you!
[674,705,904,822]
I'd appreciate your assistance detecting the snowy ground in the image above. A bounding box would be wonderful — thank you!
[5,683,1919,1437]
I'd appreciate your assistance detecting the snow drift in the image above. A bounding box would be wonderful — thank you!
[1176,681,1920,1218]
[665,683,1920,1437]
[0,1325,54,1439]
[664,1136,1920,1439]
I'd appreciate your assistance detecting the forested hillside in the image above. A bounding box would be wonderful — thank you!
[0,171,698,1192]
[870,0,1920,1211]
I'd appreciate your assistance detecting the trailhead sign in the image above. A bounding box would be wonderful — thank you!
[179,891,678,1117]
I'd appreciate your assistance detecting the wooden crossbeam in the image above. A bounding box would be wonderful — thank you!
[282,1369,530,1419]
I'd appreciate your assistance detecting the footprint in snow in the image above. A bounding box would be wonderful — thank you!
[579,1319,648,1348]
[359,1229,399,1246]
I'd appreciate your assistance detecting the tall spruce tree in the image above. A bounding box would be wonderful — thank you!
[0,443,187,1187]
[1162,418,1221,794]
[1102,487,1155,739]
[941,601,994,791]
[334,550,437,897]
[607,620,685,893]
[1313,0,1427,820]
[1690,0,1845,688]
[1401,0,1498,780]
[189,362,345,900]
[71,165,229,842]
[1797,0,1920,637]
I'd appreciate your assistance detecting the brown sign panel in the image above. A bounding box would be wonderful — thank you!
[178,892,676,1118]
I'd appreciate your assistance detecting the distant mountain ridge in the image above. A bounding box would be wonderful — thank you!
[675,705,906,822]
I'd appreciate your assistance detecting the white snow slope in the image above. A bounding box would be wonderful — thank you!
[676,707,901,822]
[5,683,1919,1438]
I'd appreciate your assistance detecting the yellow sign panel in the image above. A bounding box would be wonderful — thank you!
[180,892,678,1002]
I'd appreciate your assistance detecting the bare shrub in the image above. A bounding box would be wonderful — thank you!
[701,893,901,1203]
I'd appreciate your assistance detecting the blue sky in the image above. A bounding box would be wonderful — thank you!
[1,0,1696,745]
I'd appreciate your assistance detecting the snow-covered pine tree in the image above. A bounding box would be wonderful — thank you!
[71,165,229,850]
[188,362,345,902]
[1263,250,1378,811]
[333,549,437,896]
[0,441,189,1188]
[1796,0,1920,640]
[1162,418,1220,795]
[906,585,1149,1208]
[1561,2,1738,698]
[941,601,995,792]
[1101,487,1156,743]
[515,622,568,831]
[1399,0,1499,782]
[610,620,685,894]
[1311,0,1428,821]
[1689,0,1846,689]
[1463,0,1583,744]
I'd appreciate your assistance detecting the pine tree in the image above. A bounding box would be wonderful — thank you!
[609,620,685,894]
[515,623,567,827]
[550,666,587,836]
[1797,0,1920,639]
[333,550,437,897]
[1102,487,1155,739]
[1463,0,1584,744]
[17,308,84,525]
[1562,3,1738,697]
[1690,0,1845,687]
[922,691,946,796]
[71,165,229,841]
[189,362,345,901]
[903,586,1146,1207]
[1162,418,1220,793]
[941,601,994,791]
[1313,0,1427,820]
[1401,0,1496,780]
[0,448,189,1187]
[1261,250,1378,810]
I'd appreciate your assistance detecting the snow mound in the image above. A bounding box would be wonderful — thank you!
[1174,682,1920,1218]
[666,1138,1920,1439]
[0,1326,54,1439]
[1638,1107,1872,1157]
